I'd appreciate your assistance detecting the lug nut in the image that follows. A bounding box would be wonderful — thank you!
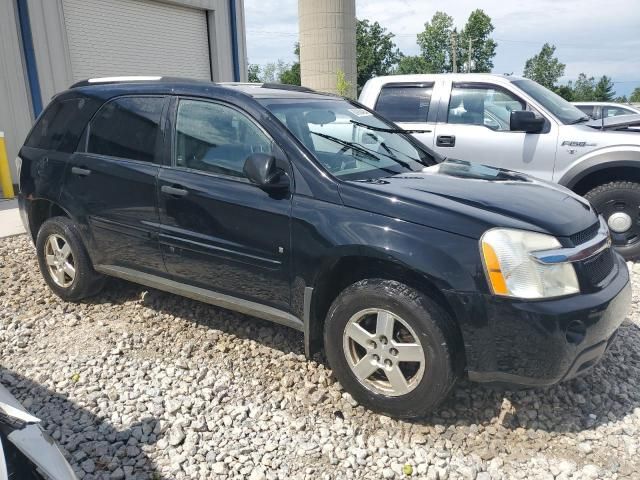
[368,340,377,349]
[372,354,380,362]
[379,336,388,345]
[384,359,393,367]
[389,348,398,356]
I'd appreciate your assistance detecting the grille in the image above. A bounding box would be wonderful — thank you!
[582,248,615,285]
[571,222,600,246]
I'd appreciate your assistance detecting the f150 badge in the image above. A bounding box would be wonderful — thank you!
[561,140,597,154]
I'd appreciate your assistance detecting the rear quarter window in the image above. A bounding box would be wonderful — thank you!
[25,97,102,152]
[374,84,433,123]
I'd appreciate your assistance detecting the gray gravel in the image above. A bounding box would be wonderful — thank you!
[1,233,640,480]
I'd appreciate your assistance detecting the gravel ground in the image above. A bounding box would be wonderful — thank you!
[1,234,640,480]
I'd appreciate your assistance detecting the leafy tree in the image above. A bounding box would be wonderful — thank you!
[248,64,261,83]
[594,75,615,101]
[571,73,596,101]
[554,84,574,101]
[615,95,629,103]
[416,11,454,73]
[279,43,301,85]
[395,55,431,74]
[459,9,497,73]
[631,87,640,103]
[357,19,401,90]
[523,43,565,89]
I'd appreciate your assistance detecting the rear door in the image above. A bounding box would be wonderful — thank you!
[61,96,167,273]
[373,82,436,148]
[157,98,292,310]
[432,82,558,180]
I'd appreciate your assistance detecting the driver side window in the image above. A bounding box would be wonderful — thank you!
[175,100,273,178]
[448,85,525,131]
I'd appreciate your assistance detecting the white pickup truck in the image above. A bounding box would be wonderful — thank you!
[359,74,640,260]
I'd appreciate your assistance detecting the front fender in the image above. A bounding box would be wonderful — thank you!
[557,145,640,189]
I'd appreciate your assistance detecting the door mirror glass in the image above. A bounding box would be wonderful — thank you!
[243,153,289,191]
[510,110,545,133]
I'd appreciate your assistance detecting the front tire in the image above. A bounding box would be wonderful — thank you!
[585,181,640,260]
[36,216,105,301]
[324,279,461,418]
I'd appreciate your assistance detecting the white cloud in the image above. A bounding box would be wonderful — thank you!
[244,0,640,95]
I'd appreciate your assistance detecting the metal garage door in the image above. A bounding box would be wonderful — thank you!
[62,0,211,81]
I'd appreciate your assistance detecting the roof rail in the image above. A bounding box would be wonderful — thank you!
[70,76,164,88]
[261,83,315,93]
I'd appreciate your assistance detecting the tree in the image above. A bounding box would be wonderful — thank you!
[615,95,629,103]
[395,55,431,74]
[279,43,301,85]
[523,43,565,89]
[554,84,574,101]
[571,73,596,101]
[416,12,454,73]
[356,19,401,90]
[594,75,615,101]
[459,9,497,73]
[248,64,261,83]
[631,87,640,103]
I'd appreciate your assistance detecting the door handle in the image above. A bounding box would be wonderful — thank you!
[71,166,91,176]
[161,185,188,197]
[436,135,456,147]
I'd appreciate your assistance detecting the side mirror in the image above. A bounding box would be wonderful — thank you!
[243,152,289,191]
[510,110,545,133]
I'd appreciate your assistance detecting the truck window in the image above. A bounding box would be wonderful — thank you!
[25,97,101,153]
[87,97,164,163]
[448,85,525,131]
[374,84,433,123]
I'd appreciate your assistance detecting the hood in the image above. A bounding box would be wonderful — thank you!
[0,383,77,480]
[586,113,640,130]
[339,159,597,239]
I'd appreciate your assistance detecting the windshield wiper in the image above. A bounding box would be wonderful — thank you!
[567,116,590,125]
[309,131,381,161]
[350,119,431,134]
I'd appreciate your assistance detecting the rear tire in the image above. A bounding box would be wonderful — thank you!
[36,216,105,301]
[323,279,461,418]
[585,181,640,260]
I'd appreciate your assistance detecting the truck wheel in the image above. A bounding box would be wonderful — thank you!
[36,216,105,301]
[323,279,461,418]
[585,181,640,260]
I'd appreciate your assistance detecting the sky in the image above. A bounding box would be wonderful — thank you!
[244,0,640,97]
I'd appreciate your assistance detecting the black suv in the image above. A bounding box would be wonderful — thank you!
[18,77,631,418]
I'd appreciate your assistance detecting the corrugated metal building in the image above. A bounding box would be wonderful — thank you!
[0,0,247,184]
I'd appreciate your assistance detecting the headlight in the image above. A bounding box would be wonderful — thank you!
[480,229,579,299]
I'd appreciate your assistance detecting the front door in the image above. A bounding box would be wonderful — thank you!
[61,96,167,273]
[432,82,558,181]
[157,98,292,310]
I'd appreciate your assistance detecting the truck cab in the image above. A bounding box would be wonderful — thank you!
[360,74,640,259]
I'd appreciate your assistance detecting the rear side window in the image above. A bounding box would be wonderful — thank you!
[25,97,101,152]
[87,96,164,163]
[374,84,433,123]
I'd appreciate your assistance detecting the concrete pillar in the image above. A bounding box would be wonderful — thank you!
[299,0,356,98]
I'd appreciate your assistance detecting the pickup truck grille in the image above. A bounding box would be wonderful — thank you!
[581,248,615,286]
[571,222,600,246]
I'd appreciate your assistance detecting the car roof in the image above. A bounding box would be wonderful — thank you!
[362,73,523,86]
[67,76,337,101]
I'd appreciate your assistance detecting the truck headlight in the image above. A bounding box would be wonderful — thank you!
[480,229,579,299]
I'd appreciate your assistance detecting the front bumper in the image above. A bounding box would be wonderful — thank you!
[446,253,631,387]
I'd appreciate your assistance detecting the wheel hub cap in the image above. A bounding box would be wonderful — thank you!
[342,308,426,397]
[44,234,75,288]
[607,212,632,233]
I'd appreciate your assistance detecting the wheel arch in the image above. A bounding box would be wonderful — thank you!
[305,251,466,366]
[26,197,72,243]
[559,155,640,195]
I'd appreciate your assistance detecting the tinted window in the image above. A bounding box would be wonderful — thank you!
[175,100,273,178]
[605,106,634,117]
[448,85,524,131]
[375,85,432,122]
[87,97,164,162]
[512,79,588,124]
[575,105,595,117]
[25,97,101,152]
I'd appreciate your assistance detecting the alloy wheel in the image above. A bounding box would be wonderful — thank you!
[44,234,76,288]
[342,308,426,397]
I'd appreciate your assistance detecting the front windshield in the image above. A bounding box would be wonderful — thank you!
[512,79,588,125]
[258,98,435,181]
